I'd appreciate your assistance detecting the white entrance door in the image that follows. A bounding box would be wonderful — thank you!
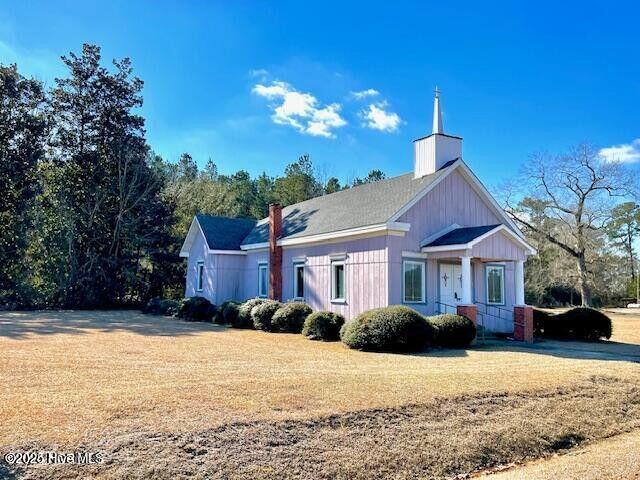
[439,263,463,313]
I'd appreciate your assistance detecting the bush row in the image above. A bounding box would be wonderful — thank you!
[340,307,476,352]
[143,296,477,352]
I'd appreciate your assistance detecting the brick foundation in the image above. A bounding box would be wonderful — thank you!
[268,204,283,301]
[513,306,533,343]
[456,305,477,325]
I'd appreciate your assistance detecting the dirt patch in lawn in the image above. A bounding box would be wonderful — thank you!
[5,375,640,480]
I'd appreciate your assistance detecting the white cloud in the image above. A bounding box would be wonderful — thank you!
[361,103,402,132]
[599,139,640,164]
[252,81,347,138]
[350,88,380,100]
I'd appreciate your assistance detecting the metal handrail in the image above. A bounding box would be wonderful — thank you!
[475,301,513,317]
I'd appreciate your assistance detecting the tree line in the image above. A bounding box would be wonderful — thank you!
[1,44,639,309]
[0,44,386,308]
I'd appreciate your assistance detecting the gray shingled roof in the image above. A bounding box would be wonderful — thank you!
[422,224,501,247]
[241,161,457,245]
[196,214,256,250]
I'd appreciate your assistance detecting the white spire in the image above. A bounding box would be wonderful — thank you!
[432,86,443,134]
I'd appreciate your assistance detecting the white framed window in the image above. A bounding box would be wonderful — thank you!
[196,261,204,292]
[258,262,268,297]
[403,259,425,303]
[485,264,505,305]
[293,262,305,299]
[331,259,346,303]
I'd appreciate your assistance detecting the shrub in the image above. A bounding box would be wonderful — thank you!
[220,301,241,325]
[302,311,345,341]
[544,307,612,341]
[533,308,551,337]
[271,302,313,333]
[177,296,217,322]
[251,300,283,331]
[429,313,476,348]
[340,306,435,352]
[234,298,266,329]
[142,297,180,317]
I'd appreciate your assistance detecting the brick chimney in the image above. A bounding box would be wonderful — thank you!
[268,203,283,301]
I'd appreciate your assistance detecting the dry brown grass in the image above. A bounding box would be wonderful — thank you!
[8,376,640,480]
[1,309,639,479]
[488,429,640,480]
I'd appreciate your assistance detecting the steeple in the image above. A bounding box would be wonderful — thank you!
[432,86,443,134]
[413,87,463,178]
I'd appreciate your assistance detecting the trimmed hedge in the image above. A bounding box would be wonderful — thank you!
[177,296,217,322]
[533,308,551,337]
[340,306,435,352]
[220,301,241,325]
[234,298,266,329]
[302,311,345,341]
[142,297,180,317]
[271,302,313,333]
[543,307,612,341]
[429,313,476,348]
[252,300,283,331]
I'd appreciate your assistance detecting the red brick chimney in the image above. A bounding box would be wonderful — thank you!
[268,203,283,301]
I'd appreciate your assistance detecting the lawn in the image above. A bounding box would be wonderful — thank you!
[1,309,639,479]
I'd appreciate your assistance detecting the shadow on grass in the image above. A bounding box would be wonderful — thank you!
[0,310,228,340]
[473,338,640,363]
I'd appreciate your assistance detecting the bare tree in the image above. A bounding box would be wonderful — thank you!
[503,143,636,306]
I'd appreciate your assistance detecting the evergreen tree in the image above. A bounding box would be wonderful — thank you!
[0,64,48,304]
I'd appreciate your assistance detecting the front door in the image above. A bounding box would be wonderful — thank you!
[439,263,463,313]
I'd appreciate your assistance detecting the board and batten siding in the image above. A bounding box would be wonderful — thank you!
[185,230,248,304]
[242,250,269,300]
[185,231,216,302]
[387,169,521,319]
[280,236,389,319]
[471,231,527,261]
[213,254,246,303]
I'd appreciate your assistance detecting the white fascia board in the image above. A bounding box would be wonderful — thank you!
[179,216,204,257]
[422,243,469,253]
[389,159,460,222]
[277,222,411,247]
[240,242,269,251]
[208,249,247,255]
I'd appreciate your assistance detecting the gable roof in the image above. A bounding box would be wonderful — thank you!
[196,214,256,250]
[422,224,501,247]
[421,224,537,255]
[241,161,457,246]
[179,215,256,256]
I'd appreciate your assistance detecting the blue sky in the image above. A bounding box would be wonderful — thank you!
[1,1,639,186]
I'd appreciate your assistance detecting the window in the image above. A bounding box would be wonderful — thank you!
[196,261,204,291]
[331,260,345,302]
[486,265,505,305]
[403,260,425,303]
[293,263,305,299]
[258,263,268,297]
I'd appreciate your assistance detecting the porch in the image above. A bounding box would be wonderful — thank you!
[421,224,536,341]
